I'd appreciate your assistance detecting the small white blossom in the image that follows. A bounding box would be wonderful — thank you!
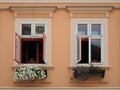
[13,66,47,81]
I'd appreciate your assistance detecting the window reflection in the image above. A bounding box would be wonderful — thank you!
[91,24,101,35]
[35,24,45,35]
[78,24,87,35]
[91,39,101,63]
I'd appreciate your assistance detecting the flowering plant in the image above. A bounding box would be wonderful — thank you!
[13,66,47,81]
[72,65,105,81]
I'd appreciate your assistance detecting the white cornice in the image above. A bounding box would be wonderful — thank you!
[0,0,119,3]
[10,6,57,12]
[67,6,113,11]
[10,6,56,18]
[67,6,113,18]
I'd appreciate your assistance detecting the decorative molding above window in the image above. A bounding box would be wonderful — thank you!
[0,0,119,3]
[10,6,57,18]
[67,6,113,18]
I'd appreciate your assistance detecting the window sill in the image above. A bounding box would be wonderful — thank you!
[68,64,110,69]
[12,64,54,69]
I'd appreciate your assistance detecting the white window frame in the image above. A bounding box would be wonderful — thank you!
[15,18,52,67]
[20,22,32,37]
[34,23,46,36]
[20,22,47,38]
[70,18,109,67]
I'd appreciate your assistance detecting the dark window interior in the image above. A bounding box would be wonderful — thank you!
[22,24,31,35]
[21,39,45,64]
[78,38,89,64]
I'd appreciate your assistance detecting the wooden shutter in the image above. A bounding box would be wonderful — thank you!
[77,34,82,63]
[15,33,21,64]
[42,32,46,64]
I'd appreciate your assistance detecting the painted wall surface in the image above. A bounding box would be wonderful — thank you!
[0,3,120,87]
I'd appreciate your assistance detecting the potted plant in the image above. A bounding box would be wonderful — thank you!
[13,66,47,81]
[72,65,105,81]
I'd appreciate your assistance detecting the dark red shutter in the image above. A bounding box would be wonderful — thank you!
[42,33,45,63]
[15,33,21,64]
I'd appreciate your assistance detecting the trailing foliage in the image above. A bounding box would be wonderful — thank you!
[72,65,105,81]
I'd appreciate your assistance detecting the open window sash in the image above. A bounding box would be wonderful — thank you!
[15,33,21,64]
[43,33,47,64]
[77,34,82,63]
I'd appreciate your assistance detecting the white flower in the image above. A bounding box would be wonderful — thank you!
[13,66,47,81]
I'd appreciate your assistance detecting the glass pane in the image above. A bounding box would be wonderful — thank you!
[78,38,89,64]
[22,24,31,35]
[91,24,101,35]
[35,24,45,35]
[78,24,87,35]
[91,39,101,63]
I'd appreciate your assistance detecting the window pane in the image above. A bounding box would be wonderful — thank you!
[78,24,87,35]
[78,38,89,64]
[91,39,101,63]
[22,24,31,35]
[35,24,45,35]
[91,24,101,35]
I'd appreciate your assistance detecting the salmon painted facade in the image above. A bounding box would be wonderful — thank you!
[0,0,120,90]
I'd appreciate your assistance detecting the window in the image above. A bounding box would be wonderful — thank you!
[15,19,52,66]
[35,24,45,35]
[20,23,45,37]
[22,24,31,35]
[71,18,108,66]
[77,23,103,64]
